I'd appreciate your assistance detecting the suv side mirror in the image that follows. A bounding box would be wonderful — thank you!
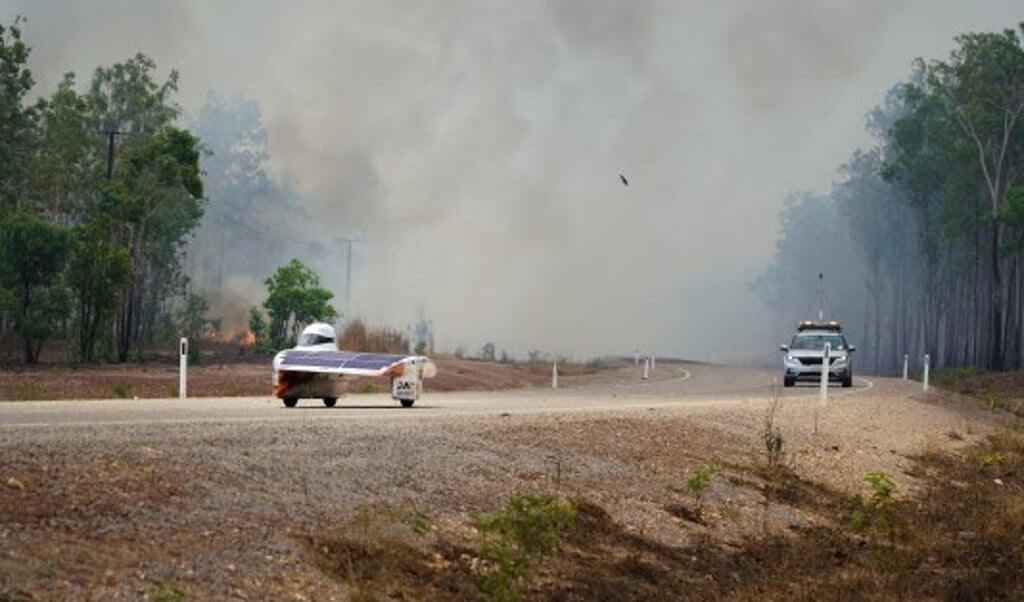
[779,344,789,353]
[848,345,857,353]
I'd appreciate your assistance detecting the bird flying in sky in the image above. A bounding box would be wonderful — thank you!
[619,173,629,186]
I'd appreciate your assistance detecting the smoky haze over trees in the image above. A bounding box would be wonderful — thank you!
[2,4,1024,366]
[758,24,1024,373]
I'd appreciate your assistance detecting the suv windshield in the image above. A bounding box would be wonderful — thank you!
[790,333,847,351]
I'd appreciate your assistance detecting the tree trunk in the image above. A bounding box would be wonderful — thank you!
[990,219,1004,370]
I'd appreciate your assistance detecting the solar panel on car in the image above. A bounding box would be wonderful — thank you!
[278,350,406,372]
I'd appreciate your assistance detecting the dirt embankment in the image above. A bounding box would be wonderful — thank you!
[2,360,1023,600]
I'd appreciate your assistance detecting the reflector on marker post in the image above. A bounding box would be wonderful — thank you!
[923,353,930,392]
[179,337,187,400]
[819,342,830,405]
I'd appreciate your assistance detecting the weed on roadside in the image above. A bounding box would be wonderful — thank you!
[475,493,578,600]
[761,387,786,472]
[112,383,133,399]
[685,463,719,523]
[151,580,186,602]
[848,472,899,566]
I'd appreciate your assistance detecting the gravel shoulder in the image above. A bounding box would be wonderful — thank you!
[0,366,1014,600]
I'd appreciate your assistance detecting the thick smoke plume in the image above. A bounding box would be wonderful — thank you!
[5,0,1021,359]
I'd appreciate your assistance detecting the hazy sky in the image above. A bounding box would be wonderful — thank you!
[4,1,1022,359]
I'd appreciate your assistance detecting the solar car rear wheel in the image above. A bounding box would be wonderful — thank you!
[283,397,298,408]
[400,399,415,408]
[323,397,337,408]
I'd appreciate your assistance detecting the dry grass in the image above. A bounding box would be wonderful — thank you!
[338,319,409,354]
[299,428,1024,601]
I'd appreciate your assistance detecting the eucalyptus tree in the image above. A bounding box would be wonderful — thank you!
[834,148,906,373]
[85,54,205,361]
[28,73,101,225]
[0,17,35,213]
[923,25,1024,369]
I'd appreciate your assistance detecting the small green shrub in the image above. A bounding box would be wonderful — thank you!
[980,451,1007,467]
[687,464,719,521]
[112,383,133,399]
[475,493,578,600]
[849,472,899,565]
[151,581,186,601]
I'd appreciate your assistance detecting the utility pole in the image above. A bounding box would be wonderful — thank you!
[337,237,365,314]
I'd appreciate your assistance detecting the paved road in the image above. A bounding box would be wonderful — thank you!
[0,361,874,428]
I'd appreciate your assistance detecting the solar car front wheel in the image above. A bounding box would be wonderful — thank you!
[323,397,337,408]
[283,398,298,408]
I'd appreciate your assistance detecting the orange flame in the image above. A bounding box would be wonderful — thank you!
[205,329,257,347]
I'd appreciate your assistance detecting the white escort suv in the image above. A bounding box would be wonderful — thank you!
[779,321,855,388]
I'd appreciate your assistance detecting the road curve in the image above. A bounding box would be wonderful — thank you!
[0,361,876,429]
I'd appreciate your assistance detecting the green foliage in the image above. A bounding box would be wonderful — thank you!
[177,292,209,341]
[0,16,37,212]
[248,305,272,352]
[150,580,186,602]
[85,54,203,363]
[67,222,131,362]
[0,210,73,362]
[686,463,719,522]
[263,258,337,348]
[979,451,1007,467]
[474,493,577,599]
[849,472,899,563]
[112,383,133,399]
[687,464,718,497]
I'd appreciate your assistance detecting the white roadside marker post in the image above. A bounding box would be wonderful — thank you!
[635,349,640,366]
[642,357,650,380]
[819,342,830,406]
[903,354,909,380]
[923,353,930,393]
[552,359,559,389]
[179,337,188,401]
[651,355,656,374]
